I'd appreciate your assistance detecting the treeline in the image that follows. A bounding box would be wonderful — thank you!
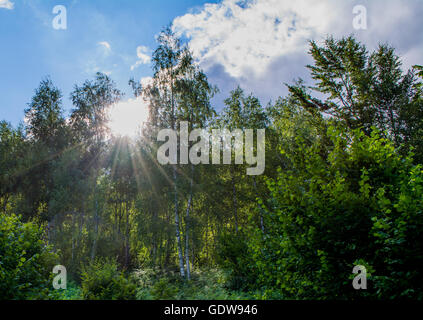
[1,29,423,300]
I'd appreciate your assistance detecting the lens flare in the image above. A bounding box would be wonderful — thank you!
[109,98,149,137]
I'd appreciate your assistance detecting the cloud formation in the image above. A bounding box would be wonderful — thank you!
[173,0,423,107]
[173,0,353,78]
[98,41,111,51]
[131,46,151,71]
[0,0,14,10]
[140,76,153,88]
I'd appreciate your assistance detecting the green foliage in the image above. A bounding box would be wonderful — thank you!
[24,77,66,149]
[0,214,59,300]
[215,232,256,291]
[220,86,269,130]
[133,268,253,300]
[288,36,421,150]
[56,280,82,300]
[151,277,179,300]
[70,72,122,145]
[0,122,25,211]
[414,65,423,82]
[251,124,423,299]
[80,258,136,300]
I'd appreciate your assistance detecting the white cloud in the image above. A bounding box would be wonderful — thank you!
[173,0,351,78]
[173,0,423,106]
[98,41,111,51]
[131,46,151,71]
[140,76,153,87]
[0,0,14,10]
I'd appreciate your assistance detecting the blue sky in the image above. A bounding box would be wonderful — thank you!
[1,0,422,126]
[0,0,219,125]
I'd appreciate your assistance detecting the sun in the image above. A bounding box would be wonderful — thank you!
[109,98,149,137]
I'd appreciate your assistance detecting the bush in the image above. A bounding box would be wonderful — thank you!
[56,280,82,300]
[151,278,179,300]
[0,214,59,300]
[178,269,254,300]
[133,268,253,300]
[80,258,136,300]
[133,269,180,300]
[215,232,256,291]
[252,126,423,299]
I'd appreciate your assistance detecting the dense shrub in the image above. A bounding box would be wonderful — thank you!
[0,214,59,300]
[133,268,252,300]
[151,277,179,299]
[251,126,423,299]
[56,280,82,300]
[215,232,257,291]
[133,269,178,299]
[80,258,136,300]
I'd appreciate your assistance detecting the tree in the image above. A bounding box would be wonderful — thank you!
[25,77,66,150]
[218,87,268,233]
[18,78,68,221]
[175,49,217,280]
[0,122,25,214]
[146,26,186,277]
[70,72,122,262]
[143,27,216,278]
[0,214,59,299]
[288,36,420,148]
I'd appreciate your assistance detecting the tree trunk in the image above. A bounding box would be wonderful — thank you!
[173,165,185,278]
[77,204,85,258]
[47,217,55,244]
[185,164,194,280]
[71,213,75,265]
[124,201,131,269]
[2,194,8,213]
[253,177,265,233]
[231,165,239,233]
[91,187,99,261]
[169,65,185,277]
